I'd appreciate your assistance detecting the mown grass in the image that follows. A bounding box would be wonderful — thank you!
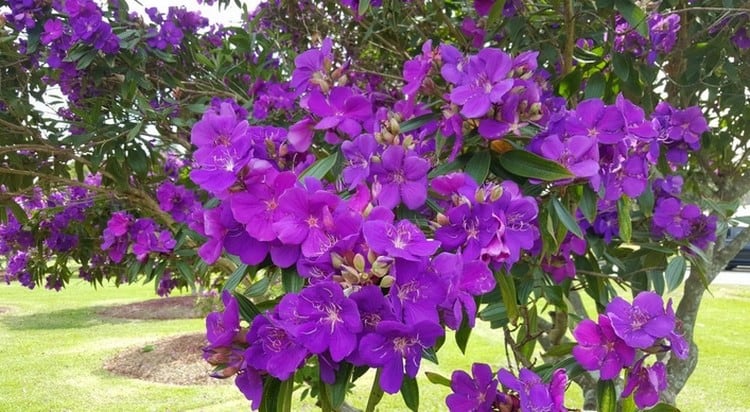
[0,281,748,411]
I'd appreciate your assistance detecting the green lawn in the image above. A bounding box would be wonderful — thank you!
[0,281,747,411]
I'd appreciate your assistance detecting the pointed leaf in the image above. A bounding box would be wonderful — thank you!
[498,150,574,181]
[465,151,491,184]
[665,256,687,292]
[597,380,616,412]
[424,371,451,388]
[551,198,584,239]
[299,151,338,180]
[400,376,419,412]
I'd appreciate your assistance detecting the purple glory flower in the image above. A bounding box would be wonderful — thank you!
[231,170,296,242]
[272,185,340,258]
[732,27,750,49]
[622,359,667,409]
[446,363,500,412]
[497,368,567,412]
[370,145,430,210]
[449,48,514,118]
[342,133,378,189]
[358,320,444,394]
[205,290,240,349]
[235,367,264,410]
[567,98,625,144]
[572,314,635,380]
[41,18,65,45]
[307,87,373,138]
[606,292,676,349]
[652,198,702,240]
[282,281,362,362]
[435,203,497,260]
[389,259,447,325]
[363,218,440,261]
[291,37,333,93]
[433,252,495,329]
[244,313,308,380]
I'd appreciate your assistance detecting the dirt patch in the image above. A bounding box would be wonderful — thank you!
[104,333,231,386]
[0,306,12,315]
[97,296,204,320]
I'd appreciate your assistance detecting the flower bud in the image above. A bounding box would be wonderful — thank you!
[490,185,504,202]
[435,212,450,226]
[388,117,400,134]
[331,252,344,268]
[475,187,486,203]
[210,365,240,379]
[353,253,366,272]
[379,275,395,288]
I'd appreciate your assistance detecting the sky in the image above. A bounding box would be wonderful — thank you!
[125,0,256,26]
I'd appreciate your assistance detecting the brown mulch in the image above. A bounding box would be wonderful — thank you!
[97,296,204,320]
[103,333,231,386]
[0,306,11,315]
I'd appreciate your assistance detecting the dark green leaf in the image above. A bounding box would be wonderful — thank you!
[282,268,304,293]
[399,113,439,133]
[327,362,353,409]
[496,273,519,324]
[579,185,598,224]
[498,150,574,181]
[585,72,606,99]
[400,376,419,412]
[245,275,271,297]
[299,151,338,180]
[259,377,281,412]
[614,0,649,37]
[175,261,195,284]
[665,256,687,292]
[612,53,630,82]
[465,151,491,184]
[551,198,584,239]
[233,292,261,322]
[223,264,249,293]
[544,342,576,357]
[596,380,616,412]
[617,197,632,243]
[455,317,472,354]
[127,145,149,176]
[424,371,452,387]
[647,403,681,412]
[479,303,508,325]
[422,347,439,365]
[358,0,371,16]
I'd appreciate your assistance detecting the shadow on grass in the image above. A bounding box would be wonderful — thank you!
[0,306,132,330]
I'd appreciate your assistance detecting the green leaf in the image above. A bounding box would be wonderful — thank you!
[617,196,632,243]
[259,377,281,412]
[498,150,574,181]
[596,380,616,412]
[421,347,439,365]
[455,317,472,354]
[4,200,28,223]
[479,303,508,326]
[612,53,630,82]
[465,151,491,184]
[544,342,576,357]
[233,292,261,322]
[621,394,637,412]
[400,376,419,412]
[299,151,338,180]
[551,198,584,239]
[327,362,353,409]
[647,403,681,412]
[486,0,508,30]
[579,185,598,224]
[358,0,371,16]
[282,268,304,293]
[399,113,439,133]
[424,371,451,387]
[665,256,687,292]
[175,261,195,284]
[496,273,519,324]
[222,264,249,293]
[585,72,606,99]
[614,0,649,37]
[127,145,149,176]
[245,276,271,297]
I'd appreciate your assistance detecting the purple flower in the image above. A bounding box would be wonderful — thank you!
[41,18,65,45]
[272,185,340,258]
[291,38,333,93]
[572,314,635,380]
[449,48,514,118]
[622,360,668,409]
[235,367,264,410]
[497,368,567,412]
[244,313,308,380]
[342,133,378,189]
[370,145,430,210]
[389,259,447,325]
[358,320,444,393]
[433,252,495,329]
[446,363,500,412]
[205,291,241,349]
[231,170,296,242]
[363,219,440,261]
[606,292,675,349]
[281,282,362,362]
[307,87,373,139]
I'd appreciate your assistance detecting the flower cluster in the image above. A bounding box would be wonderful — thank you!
[446,363,567,412]
[144,6,209,50]
[573,291,687,409]
[614,12,681,64]
[101,211,176,263]
[652,176,717,249]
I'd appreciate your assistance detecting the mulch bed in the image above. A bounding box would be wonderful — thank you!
[0,306,11,315]
[97,295,204,320]
[103,333,231,386]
